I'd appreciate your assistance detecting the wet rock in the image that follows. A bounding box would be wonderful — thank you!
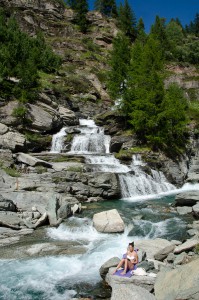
[175,191,199,206]
[154,258,199,300]
[57,203,71,219]
[46,193,61,226]
[174,239,199,254]
[176,206,192,215]
[99,257,120,280]
[93,209,124,233]
[154,244,175,261]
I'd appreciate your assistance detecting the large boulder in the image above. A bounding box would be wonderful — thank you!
[0,123,8,135]
[28,102,61,132]
[93,209,124,233]
[175,191,199,206]
[0,131,26,151]
[154,258,199,300]
[0,149,14,168]
[105,268,155,299]
[58,106,78,126]
[135,239,174,260]
[99,257,120,280]
[16,152,52,168]
[0,211,23,229]
[0,195,16,212]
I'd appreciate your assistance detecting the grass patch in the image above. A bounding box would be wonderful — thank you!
[194,244,199,254]
[188,101,199,124]
[67,166,83,172]
[115,147,151,160]
[35,166,48,174]
[3,167,20,177]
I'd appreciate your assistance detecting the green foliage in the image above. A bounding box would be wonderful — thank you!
[0,9,61,102]
[94,0,118,17]
[185,13,199,36]
[67,165,83,172]
[3,167,20,177]
[35,166,48,174]
[107,33,131,100]
[150,16,170,56]
[69,0,89,33]
[117,0,137,39]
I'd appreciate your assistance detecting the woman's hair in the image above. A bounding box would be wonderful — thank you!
[129,242,134,247]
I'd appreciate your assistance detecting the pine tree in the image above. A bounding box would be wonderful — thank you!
[137,18,147,44]
[118,0,137,39]
[94,0,117,17]
[75,0,89,33]
[151,16,170,53]
[107,33,131,102]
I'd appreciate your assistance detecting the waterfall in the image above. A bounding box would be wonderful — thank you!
[70,119,111,154]
[50,127,67,153]
[50,120,175,199]
[119,155,175,199]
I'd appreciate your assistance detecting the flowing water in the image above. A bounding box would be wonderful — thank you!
[0,119,198,299]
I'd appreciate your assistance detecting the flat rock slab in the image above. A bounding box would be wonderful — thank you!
[155,258,199,300]
[111,283,156,300]
[174,239,199,254]
[176,206,192,215]
[93,209,124,233]
[135,239,173,259]
[0,211,23,229]
[16,152,52,168]
[175,191,199,206]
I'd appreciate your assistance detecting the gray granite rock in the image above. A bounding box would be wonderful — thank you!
[93,209,124,233]
[175,191,199,206]
[99,257,120,280]
[154,244,175,261]
[176,206,192,215]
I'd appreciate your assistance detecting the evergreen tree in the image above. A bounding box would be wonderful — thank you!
[118,0,137,39]
[75,0,89,33]
[107,33,131,102]
[158,83,188,150]
[94,0,117,17]
[151,16,170,53]
[137,17,147,44]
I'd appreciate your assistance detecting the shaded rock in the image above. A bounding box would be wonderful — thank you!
[166,252,176,263]
[154,244,175,261]
[175,191,199,206]
[176,206,192,215]
[0,100,19,126]
[0,211,23,229]
[0,131,26,151]
[0,195,16,212]
[137,261,155,272]
[154,258,199,300]
[16,152,52,168]
[33,212,48,228]
[174,239,199,254]
[58,106,78,125]
[193,203,199,218]
[173,252,188,265]
[107,267,156,294]
[46,193,61,226]
[57,203,71,219]
[28,102,61,132]
[93,209,124,233]
[0,149,14,168]
[99,257,120,280]
[0,123,8,135]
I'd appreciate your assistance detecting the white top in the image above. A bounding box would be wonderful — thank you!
[127,255,135,260]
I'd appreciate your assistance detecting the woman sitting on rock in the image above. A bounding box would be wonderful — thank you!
[113,242,138,275]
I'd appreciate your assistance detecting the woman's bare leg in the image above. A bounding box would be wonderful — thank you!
[121,259,128,275]
[112,259,125,274]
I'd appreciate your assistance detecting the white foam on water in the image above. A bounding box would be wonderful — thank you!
[79,119,96,127]
[50,127,67,153]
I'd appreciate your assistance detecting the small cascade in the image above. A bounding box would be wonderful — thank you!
[70,119,111,154]
[119,154,175,199]
[50,127,67,153]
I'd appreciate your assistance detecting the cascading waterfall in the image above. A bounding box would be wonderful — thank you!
[119,154,175,199]
[50,127,67,153]
[50,119,176,199]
